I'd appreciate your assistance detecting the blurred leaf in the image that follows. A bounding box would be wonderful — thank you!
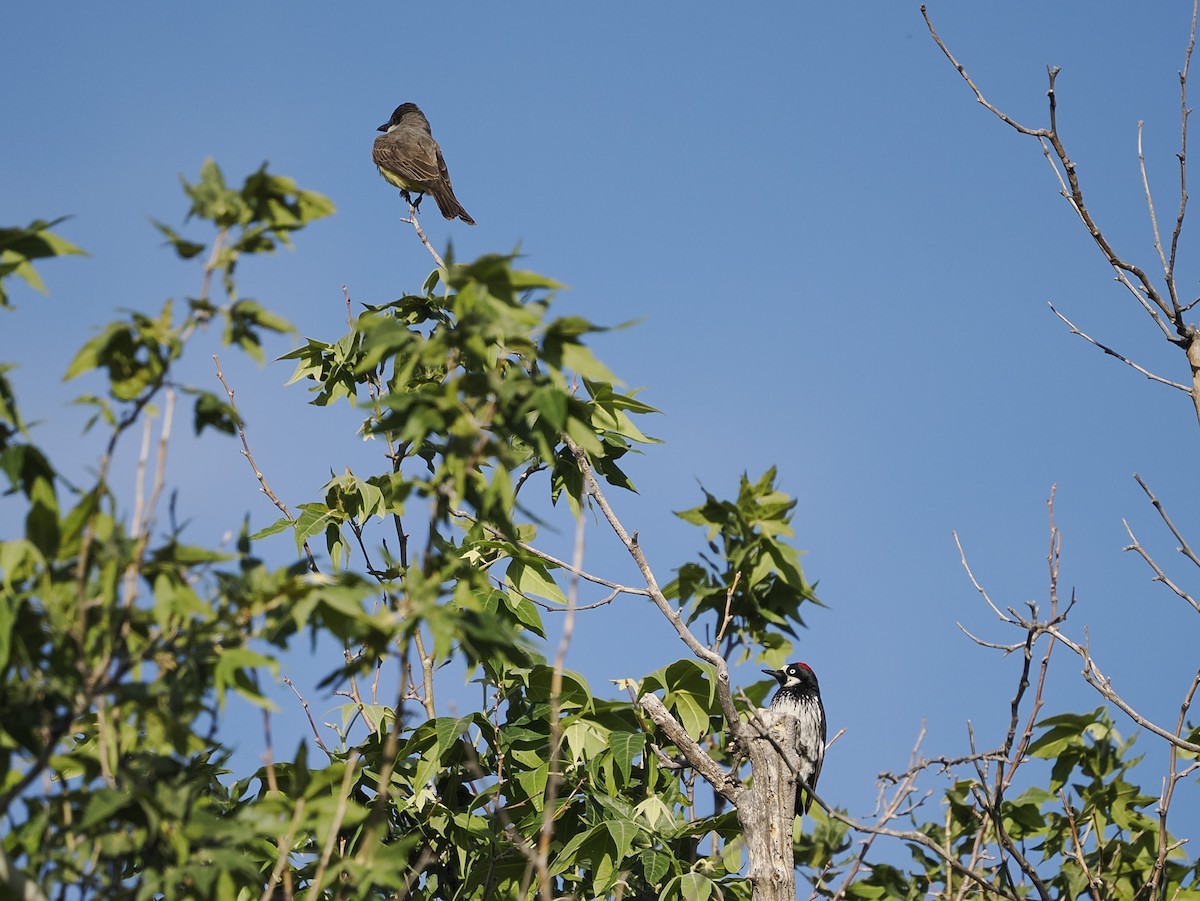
[0,217,86,308]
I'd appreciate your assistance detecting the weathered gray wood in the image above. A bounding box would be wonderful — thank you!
[640,695,815,901]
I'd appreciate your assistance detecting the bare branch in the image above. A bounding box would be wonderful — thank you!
[829,728,930,901]
[1167,0,1198,293]
[304,751,360,901]
[1149,663,1200,897]
[1133,472,1200,570]
[822,799,1022,901]
[956,622,1024,653]
[563,435,744,736]
[261,795,306,901]
[533,509,586,901]
[1140,121,1178,316]
[1048,304,1190,391]
[920,7,1046,138]
[923,6,1181,338]
[639,694,741,805]
[1060,791,1104,901]
[451,508,651,598]
[400,202,446,270]
[1042,624,1200,753]
[214,355,318,572]
[954,531,1008,620]
[1123,519,1200,615]
[1001,494,1063,795]
[283,676,333,757]
[519,586,622,613]
[714,571,742,646]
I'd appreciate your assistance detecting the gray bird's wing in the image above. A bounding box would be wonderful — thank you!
[372,126,444,190]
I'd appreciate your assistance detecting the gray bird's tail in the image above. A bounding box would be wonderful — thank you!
[432,187,475,225]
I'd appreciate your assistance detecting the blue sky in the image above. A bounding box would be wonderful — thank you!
[5,3,1200,844]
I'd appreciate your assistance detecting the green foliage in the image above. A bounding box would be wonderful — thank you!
[667,467,820,670]
[0,163,821,899]
[793,707,1199,899]
[0,216,86,309]
[8,154,1188,901]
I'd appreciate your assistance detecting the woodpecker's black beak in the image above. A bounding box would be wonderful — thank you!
[763,668,783,681]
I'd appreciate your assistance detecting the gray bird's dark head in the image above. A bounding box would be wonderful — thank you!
[763,662,820,695]
[378,102,425,132]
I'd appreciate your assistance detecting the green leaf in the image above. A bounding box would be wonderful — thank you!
[0,217,86,308]
[250,516,293,541]
[671,691,710,741]
[151,218,206,260]
[80,788,134,830]
[609,730,646,786]
[678,872,716,901]
[640,848,673,885]
[213,647,279,708]
[191,389,240,435]
[604,817,639,863]
[506,558,568,605]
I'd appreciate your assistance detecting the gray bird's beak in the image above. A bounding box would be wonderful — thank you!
[377,123,390,132]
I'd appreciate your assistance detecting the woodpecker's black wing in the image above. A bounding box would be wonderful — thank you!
[796,703,827,815]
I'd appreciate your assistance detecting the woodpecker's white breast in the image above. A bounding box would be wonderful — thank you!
[771,695,824,763]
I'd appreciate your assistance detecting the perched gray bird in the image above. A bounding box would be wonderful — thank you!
[763,662,826,815]
[373,102,475,225]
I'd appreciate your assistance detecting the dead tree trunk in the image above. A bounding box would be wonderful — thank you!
[640,694,813,901]
[738,706,808,901]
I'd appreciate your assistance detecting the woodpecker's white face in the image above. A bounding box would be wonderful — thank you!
[780,663,811,689]
[764,662,819,695]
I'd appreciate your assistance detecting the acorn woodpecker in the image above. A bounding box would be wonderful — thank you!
[762,662,826,815]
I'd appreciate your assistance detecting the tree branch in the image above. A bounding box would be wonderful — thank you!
[1048,304,1189,392]
[563,435,744,737]
[639,693,741,806]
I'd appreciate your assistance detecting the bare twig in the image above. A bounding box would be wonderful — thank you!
[518,587,622,613]
[1148,665,1200,897]
[714,571,742,645]
[923,2,1200,430]
[451,509,650,598]
[829,729,929,901]
[954,532,1008,621]
[1133,472,1200,570]
[638,694,741,805]
[1122,519,1200,614]
[258,707,299,901]
[283,676,333,757]
[1167,0,1199,299]
[1041,624,1200,753]
[304,751,360,900]
[213,355,318,571]
[354,660,411,867]
[261,796,305,901]
[1140,120,1183,320]
[1048,304,1189,391]
[821,799,1022,901]
[923,5,1177,330]
[532,509,586,900]
[121,390,175,615]
[563,435,743,737]
[412,630,436,719]
[1060,791,1104,901]
[400,203,447,271]
[1000,493,1063,795]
